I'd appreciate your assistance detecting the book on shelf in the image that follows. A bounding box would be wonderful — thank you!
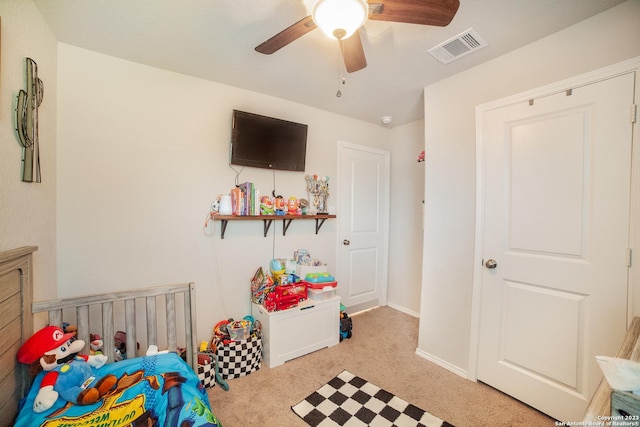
[234,182,261,216]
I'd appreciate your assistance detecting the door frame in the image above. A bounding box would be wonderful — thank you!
[468,56,640,381]
[336,140,390,312]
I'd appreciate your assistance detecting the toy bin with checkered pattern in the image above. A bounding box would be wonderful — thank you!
[208,316,263,380]
[196,351,217,389]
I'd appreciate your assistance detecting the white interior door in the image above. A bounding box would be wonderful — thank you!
[475,72,635,422]
[337,141,390,312]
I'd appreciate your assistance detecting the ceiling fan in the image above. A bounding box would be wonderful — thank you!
[255,0,460,73]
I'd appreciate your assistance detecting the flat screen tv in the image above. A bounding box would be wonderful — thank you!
[230,110,308,172]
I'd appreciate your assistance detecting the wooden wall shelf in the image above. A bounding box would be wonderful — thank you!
[213,214,336,239]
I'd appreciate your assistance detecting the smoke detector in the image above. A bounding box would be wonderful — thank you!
[428,28,488,64]
[381,116,393,125]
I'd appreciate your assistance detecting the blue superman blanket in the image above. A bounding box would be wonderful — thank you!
[14,353,220,427]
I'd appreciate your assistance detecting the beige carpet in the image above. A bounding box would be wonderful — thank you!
[207,306,557,426]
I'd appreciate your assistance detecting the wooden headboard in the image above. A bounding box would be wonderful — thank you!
[32,282,198,370]
[0,246,37,427]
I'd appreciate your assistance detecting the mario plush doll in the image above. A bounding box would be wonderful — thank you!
[17,326,117,413]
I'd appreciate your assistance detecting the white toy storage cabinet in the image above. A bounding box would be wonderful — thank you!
[251,296,340,367]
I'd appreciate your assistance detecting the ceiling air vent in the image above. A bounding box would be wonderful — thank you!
[428,28,488,64]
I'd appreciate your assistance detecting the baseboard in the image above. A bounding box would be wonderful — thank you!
[350,306,379,316]
[415,348,469,379]
[386,302,420,318]
[346,300,380,314]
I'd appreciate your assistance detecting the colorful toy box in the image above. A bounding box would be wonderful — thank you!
[304,272,335,283]
[305,280,337,290]
[302,273,337,300]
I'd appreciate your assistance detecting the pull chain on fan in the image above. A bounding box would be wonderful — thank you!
[336,38,347,98]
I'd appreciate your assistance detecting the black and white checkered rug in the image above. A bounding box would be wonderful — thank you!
[292,370,455,427]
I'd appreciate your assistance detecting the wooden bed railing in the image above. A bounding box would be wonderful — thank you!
[31,282,198,372]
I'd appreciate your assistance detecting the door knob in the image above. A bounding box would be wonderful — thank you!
[485,259,497,269]
[343,239,350,246]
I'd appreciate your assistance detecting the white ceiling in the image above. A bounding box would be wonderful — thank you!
[33,0,626,127]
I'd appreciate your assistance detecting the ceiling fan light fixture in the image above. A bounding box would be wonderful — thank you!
[312,0,368,40]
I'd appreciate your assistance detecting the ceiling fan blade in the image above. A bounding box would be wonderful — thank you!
[340,30,367,73]
[368,0,459,27]
[255,15,317,54]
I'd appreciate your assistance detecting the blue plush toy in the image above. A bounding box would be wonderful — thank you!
[17,326,117,413]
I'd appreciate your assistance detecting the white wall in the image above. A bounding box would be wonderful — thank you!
[56,44,423,342]
[0,0,58,306]
[387,119,425,316]
[418,0,640,375]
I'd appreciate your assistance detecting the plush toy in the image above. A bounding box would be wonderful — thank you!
[89,333,104,355]
[17,326,117,413]
[114,330,140,361]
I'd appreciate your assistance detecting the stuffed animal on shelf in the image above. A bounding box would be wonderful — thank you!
[17,326,117,413]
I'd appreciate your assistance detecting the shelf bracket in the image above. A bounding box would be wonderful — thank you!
[282,219,293,236]
[220,219,229,239]
[263,219,274,237]
[214,214,335,238]
[315,217,328,234]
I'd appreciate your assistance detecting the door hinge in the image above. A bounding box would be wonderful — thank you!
[632,104,637,124]
[627,248,632,267]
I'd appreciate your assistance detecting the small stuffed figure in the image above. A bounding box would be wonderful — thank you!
[17,326,117,413]
[89,333,104,355]
[114,330,130,361]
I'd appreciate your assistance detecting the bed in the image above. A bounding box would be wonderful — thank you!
[0,246,220,427]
